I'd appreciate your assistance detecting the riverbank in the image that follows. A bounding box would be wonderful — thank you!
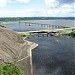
[26,33,75,75]
[57,27,75,38]
[17,27,75,38]
[0,27,38,75]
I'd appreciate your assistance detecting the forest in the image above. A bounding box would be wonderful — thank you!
[0,17,74,22]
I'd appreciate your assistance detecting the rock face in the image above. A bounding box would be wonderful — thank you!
[0,27,38,75]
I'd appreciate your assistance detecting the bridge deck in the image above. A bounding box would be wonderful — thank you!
[19,21,67,28]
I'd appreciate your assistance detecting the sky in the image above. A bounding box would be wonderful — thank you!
[0,0,74,17]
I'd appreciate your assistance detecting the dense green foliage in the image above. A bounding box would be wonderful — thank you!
[0,17,74,22]
[68,31,75,37]
[20,34,33,38]
[0,62,24,75]
[62,31,75,38]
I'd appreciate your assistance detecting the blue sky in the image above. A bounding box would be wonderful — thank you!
[0,0,74,17]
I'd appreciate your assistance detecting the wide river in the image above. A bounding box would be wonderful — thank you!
[26,35,75,75]
[3,20,75,75]
[3,20,74,31]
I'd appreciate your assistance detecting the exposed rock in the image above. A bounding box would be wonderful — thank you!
[0,27,38,75]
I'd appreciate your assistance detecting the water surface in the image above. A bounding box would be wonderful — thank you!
[26,36,75,75]
[3,20,75,75]
[3,20,74,31]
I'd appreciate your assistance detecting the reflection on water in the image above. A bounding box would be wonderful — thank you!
[26,36,75,75]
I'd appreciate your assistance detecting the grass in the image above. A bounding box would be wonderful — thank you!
[64,27,75,30]
[18,32,33,38]
[0,62,24,75]
[60,31,75,38]
[68,31,75,38]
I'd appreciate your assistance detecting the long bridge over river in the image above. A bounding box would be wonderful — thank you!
[0,21,69,29]
[18,21,69,37]
[19,21,68,29]
[0,21,70,37]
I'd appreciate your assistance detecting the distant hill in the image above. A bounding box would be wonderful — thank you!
[0,17,74,22]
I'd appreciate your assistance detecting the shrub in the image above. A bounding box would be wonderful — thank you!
[69,32,75,37]
[0,62,24,75]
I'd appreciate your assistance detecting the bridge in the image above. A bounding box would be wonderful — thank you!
[19,21,67,29]
[28,30,59,37]
[19,21,67,37]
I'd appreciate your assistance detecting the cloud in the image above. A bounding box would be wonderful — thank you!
[44,0,74,8]
[0,2,74,17]
[44,0,59,8]
[16,0,31,3]
[0,0,7,7]
[43,0,74,17]
[0,9,37,17]
[58,0,74,4]
[0,0,15,7]
[8,0,15,3]
[39,3,74,17]
[61,4,73,8]
[0,6,74,17]
[0,0,31,7]
[0,0,74,17]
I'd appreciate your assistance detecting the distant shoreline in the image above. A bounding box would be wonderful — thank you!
[0,17,74,22]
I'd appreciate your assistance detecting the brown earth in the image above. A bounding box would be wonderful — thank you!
[0,27,24,62]
[0,27,38,75]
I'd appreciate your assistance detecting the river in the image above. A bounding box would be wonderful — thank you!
[3,20,74,31]
[3,20,75,75]
[26,35,75,75]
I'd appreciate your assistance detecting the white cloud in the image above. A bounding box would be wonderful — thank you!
[0,0,7,7]
[0,9,37,17]
[44,0,59,7]
[0,0,31,7]
[0,7,74,17]
[61,4,72,8]
[8,0,15,3]
[0,0,15,7]
[44,0,74,16]
[0,0,74,17]
[16,0,31,3]
[60,4,73,11]
[39,3,74,17]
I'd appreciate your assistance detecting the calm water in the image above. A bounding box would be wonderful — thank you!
[3,20,75,75]
[3,20,74,31]
[26,36,75,75]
